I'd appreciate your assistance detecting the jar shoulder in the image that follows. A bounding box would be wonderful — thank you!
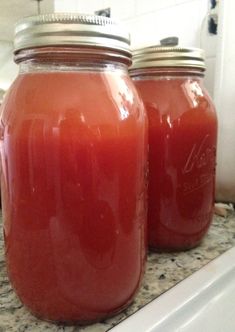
[1,71,145,129]
[133,77,217,121]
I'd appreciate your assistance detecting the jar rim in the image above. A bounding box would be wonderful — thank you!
[130,45,205,71]
[14,13,131,62]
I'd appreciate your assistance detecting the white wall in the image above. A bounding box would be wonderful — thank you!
[0,41,18,91]
[214,0,235,202]
[0,1,215,94]
[55,0,216,96]
[55,0,209,48]
[121,0,209,48]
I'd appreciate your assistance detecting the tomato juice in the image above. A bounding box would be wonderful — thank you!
[1,69,147,322]
[133,75,217,250]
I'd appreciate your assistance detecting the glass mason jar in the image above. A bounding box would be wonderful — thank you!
[0,14,148,323]
[130,45,217,251]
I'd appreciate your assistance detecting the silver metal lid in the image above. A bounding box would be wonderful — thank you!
[14,13,131,58]
[131,45,205,71]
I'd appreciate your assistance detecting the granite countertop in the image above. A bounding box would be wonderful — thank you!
[1,207,235,332]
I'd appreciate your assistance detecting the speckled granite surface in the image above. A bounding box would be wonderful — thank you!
[1,209,235,332]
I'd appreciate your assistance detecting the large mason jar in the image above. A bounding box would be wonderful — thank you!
[130,45,217,251]
[0,14,148,323]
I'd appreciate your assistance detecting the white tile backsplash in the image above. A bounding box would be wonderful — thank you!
[0,41,18,91]
[54,0,215,95]
[54,0,78,12]
[201,19,218,57]
[108,0,136,20]
[54,0,208,42]
[204,56,216,98]
[55,0,100,14]
[54,0,208,48]
[124,0,208,48]
[136,0,175,16]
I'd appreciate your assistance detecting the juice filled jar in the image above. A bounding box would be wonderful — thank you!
[130,43,217,251]
[0,14,148,323]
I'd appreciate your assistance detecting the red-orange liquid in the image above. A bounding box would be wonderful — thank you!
[0,69,147,322]
[134,76,217,251]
